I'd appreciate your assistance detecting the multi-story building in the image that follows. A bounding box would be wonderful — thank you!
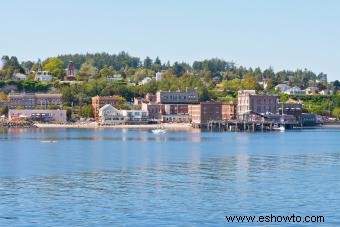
[156,89,198,104]
[237,90,278,119]
[92,95,124,120]
[163,104,188,115]
[119,109,148,124]
[98,104,124,125]
[9,109,66,122]
[141,103,163,120]
[8,93,62,109]
[188,102,222,127]
[222,103,236,120]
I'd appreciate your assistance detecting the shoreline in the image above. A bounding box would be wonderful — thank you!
[34,122,193,129]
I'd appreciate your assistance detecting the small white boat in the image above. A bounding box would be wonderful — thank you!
[273,124,285,131]
[152,125,166,134]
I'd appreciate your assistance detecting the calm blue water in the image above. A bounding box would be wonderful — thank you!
[0,127,339,226]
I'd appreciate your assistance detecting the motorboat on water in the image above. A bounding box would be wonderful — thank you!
[152,125,166,134]
[273,124,285,132]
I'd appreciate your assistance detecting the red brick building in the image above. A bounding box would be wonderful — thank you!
[189,102,222,127]
[222,103,236,120]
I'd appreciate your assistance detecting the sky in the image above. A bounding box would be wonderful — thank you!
[0,0,339,81]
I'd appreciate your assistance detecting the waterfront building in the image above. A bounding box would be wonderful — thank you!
[12,73,27,81]
[8,109,66,122]
[98,104,124,125]
[278,103,303,117]
[222,103,236,120]
[161,114,190,123]
[163,104,188,115]
[188,102,222,127]
[237,90,278,119]
[141,103,163,120]
[92,95,124,120]
[35,71,52,82]
[8,93,62,109]
[298,113,322,126]
[119,109,148,124]
[156,89,198,104]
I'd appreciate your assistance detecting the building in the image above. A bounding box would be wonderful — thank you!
[277,103,303,117]
[161,114,190,123]
[65,61,76,81]
[298,113,322,126]
[119,109,148,124]
[237,90,278,119]
[188,102,222,127]
[98,104,124,125]
[8,93,62,109]
[163,104,188,115]
[222,103,236,120]
[284,87,305,95]
[35,71,52,82]
[156,89,198,104]
[12,73,27,81]
[141,103,163,120]
[8,109,66,122]
[92,95,124,120]
[155,72,164,81]
[275,84,291,93]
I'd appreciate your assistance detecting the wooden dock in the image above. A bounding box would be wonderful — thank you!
[194,120,299,131]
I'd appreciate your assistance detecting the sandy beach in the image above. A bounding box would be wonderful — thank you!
[34,122,193,129]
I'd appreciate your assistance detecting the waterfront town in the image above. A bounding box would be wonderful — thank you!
[0,55,339,130]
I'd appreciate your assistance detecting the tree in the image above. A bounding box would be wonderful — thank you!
[332,107,340,119]
[80,105,94,118]
[77,59,98,81]
[43,58,65,80]
[242,74,261,90]
[143,57,153,69]
[172,62,186,77]
[1,55,24,79]
[0,106,8,116]
[99,66,115,78]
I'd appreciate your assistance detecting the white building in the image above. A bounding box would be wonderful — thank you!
[119,109,148,123]
[140,77,152,85]
[155,72,164,81]
[8,109,66,122]
[284,87,305,95]
[275,84,291,93]
[98,104,124,125]
[13,73,27,81]
[35,71,52,82]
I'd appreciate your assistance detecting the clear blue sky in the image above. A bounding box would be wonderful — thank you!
[1,0,339,81]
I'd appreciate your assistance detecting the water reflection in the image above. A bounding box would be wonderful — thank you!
[0,128,340,225]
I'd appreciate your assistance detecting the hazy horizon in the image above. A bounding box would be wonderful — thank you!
[1,0,339,80]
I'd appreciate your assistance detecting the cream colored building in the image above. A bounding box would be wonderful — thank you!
[98,104,124,125]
